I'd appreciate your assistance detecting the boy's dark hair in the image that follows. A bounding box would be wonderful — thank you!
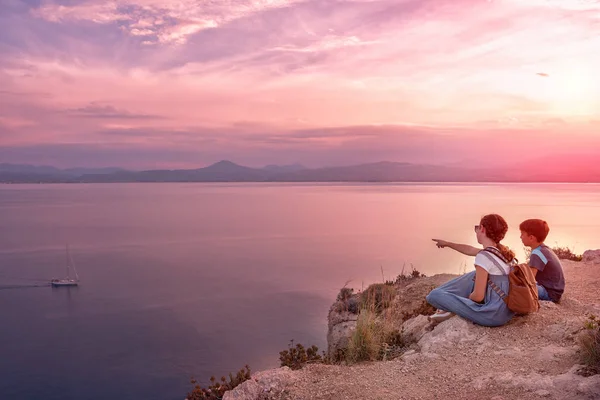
[519,219,550,242]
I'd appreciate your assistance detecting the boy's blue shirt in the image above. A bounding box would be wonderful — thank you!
[529,244,565,302]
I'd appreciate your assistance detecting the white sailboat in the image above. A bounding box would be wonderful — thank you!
[51,244,80,287]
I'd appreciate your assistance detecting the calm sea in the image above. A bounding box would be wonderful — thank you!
[1,183,599,400]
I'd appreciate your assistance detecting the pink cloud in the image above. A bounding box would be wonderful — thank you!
[33,0,305,45]
[0,0,598,167]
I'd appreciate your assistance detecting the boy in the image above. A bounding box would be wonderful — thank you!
[519,219,565,303]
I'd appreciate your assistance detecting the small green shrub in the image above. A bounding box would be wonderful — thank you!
[333,287,359,314]
[187,365,251,400]
[552,246,583,262]
[579,315,600,376]
[395,265,426,283]
[337,287,354,302]
[410,267,426,279]
[279,340,323,370]
[584,315,599,330]
[329,348,347,364]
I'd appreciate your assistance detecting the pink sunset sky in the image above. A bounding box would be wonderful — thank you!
[0,0,599,169]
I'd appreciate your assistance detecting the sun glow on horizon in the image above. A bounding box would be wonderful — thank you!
[545,63,600,116]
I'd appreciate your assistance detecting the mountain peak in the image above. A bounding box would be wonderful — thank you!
[202,160,256,174]
[210,160,240,167]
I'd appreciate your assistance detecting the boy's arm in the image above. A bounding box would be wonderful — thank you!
[530,252,547,272]
[432,239,480,256]
[529,251,547,281]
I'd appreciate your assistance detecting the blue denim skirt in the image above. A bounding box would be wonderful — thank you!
[426,270,514,327]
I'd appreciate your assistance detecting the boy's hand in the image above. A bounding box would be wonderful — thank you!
[432,239,449,248]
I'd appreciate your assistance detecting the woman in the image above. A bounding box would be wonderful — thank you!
[426,214,516,327]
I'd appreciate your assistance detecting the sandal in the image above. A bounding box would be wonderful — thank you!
[428,309,455,323]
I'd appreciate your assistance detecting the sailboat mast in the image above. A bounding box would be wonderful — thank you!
[66,244,70,279]
[69,248,79,281]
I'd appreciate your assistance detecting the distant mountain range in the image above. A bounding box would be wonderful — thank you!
[0,163,125,176]
[1,157,600,183]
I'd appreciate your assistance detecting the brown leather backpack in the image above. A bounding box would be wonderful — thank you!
[480,248,540,315]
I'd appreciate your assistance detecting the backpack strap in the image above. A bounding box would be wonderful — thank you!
[482,247,508,264]
[482,247,520,266]
[479,251,508,301]
[479,250,508,276]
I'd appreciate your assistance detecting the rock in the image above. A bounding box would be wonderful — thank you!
[328,308,359,327]
[222,367,297,400]
[582,249,600,264]
[561,298,582,307]
[326,314,357,360]
[540,301,558,309]
[327,299,360,359]
[402,349,417,357]
[222,379,261,400]
[401,315,431,343]
[576,374,600,397]
[546,320,582,342]
[253,367,297,392]
[472,375,492,390]
[535,345,577,362]
[497,371,553,391]
[401,351,422,364]
[493,346,522,357]
[417,317,481,354]
[472,367,600,399]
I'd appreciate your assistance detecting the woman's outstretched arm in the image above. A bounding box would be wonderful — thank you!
[432,239,481,256]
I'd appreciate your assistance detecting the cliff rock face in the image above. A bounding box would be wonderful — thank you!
[326,309,358,360]
[326,273,457,359]
[416,316,479,354]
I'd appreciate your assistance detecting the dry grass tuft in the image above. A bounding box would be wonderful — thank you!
[578,315,600,376]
